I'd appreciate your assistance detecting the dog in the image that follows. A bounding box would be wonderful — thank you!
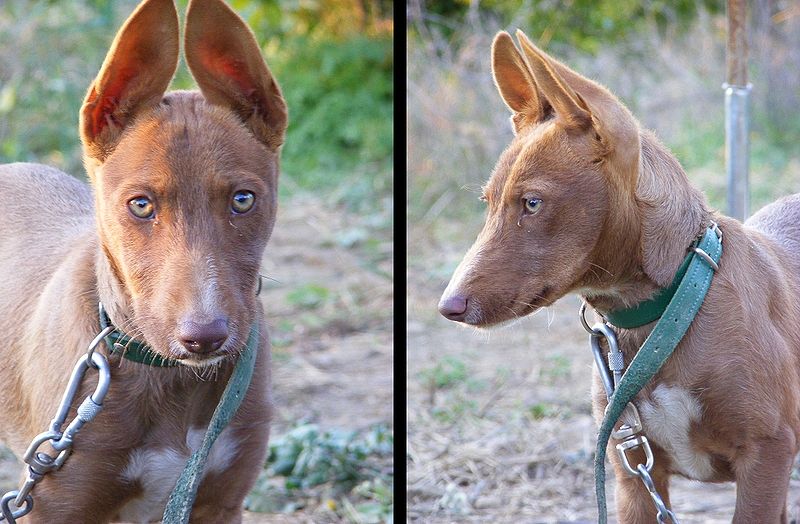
[0,0,287,521]
[439,29,800,523]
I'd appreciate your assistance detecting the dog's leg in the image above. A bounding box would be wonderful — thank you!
[609,443,671,524]
[732,428,795,524]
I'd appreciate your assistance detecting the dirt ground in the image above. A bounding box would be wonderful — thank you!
[407,239,800,523]
[0,197,393,522]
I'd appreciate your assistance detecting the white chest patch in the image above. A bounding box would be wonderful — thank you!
[637,384,715,481]
[116,427,239,522]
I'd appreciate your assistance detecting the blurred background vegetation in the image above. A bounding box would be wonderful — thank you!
[0,1,393,522]
[0,0,393,213]
[408,0,800,252]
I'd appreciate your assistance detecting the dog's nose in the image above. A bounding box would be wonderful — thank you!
[178,318,229,354]
[438,295,468,321]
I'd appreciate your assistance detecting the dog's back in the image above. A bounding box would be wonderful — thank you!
[746,194,800,274]
[0,162,92,278]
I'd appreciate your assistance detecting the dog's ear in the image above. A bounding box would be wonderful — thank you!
[184,0,288,151]
[512,31,591,132]
[515,30,640,186]
[491,32,549,133]
[80,0,179,163]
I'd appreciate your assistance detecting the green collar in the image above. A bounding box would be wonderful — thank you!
[604,256,692,328]
[603,225,721,329]
[98,303,179,367]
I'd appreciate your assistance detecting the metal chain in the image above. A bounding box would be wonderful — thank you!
[0,327,114,523]
[636,464,679,524]
[584,304,680,524]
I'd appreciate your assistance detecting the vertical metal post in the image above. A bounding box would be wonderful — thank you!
[724,0,751,221]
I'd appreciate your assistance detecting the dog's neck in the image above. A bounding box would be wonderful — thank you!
[94,243,134,335]
[582,130,710,318]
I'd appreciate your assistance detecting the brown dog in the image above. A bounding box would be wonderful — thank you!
[0,0,286,521]
[439,29,800,523]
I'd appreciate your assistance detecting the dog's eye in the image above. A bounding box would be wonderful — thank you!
[128,197,154,219]
[524,198,542,214]
[231,191,255,214]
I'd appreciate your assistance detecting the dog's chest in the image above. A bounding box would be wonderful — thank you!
[636,384,715,481]
[115,426,238,522]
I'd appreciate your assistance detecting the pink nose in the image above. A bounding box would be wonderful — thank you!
[178,318,229,354]
[438,295,468,321]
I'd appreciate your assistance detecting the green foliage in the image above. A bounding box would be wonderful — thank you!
[247,424,394,521]
[528,402,559,420]
[268,424,392,490]
[286,283,331,310]
[540,355,571,384]
[431,397,478,423]
[412,0,722,53]
[420,356,469,389]
[271,34,394,199]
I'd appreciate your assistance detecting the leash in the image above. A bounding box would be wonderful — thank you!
[162,322,259,523]
[586,223,722,523]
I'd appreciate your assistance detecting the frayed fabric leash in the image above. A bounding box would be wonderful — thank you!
[162,322,260,524]
[592,223,722,523]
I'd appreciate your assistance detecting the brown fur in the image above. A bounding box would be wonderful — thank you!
[440,30,800,523]
[0,0,287,522]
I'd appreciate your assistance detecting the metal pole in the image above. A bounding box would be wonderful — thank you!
[724,0,751,221]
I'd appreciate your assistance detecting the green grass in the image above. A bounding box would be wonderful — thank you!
[420,356,469,390]
[247,424,394,522]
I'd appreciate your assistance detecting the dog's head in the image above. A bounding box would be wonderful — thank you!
[81,0,287,366]
[439,30,645,327]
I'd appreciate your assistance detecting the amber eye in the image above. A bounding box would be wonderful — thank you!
[128,197,154,219]
[231,191,255,214]
[524,198,542,214]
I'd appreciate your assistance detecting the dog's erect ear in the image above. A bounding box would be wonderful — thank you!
[80,0,179,163]
[513,31,591,132]
[515,30,641,191]
[184,0,288,151]
[491,32,548,133]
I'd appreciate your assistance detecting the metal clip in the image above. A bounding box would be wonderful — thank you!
[691,247,719,272]
[1,491,32,523]
[1,329,113,522]
[616,434,655,477]
[49,348,111,452]
[610,402,643,441]
[710,220,722,242]
[589,322,624,398]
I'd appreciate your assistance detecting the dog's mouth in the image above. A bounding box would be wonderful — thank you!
[512,286,552,315]
[166,336,241,368]
[171,351,227,368]
[455,286,555,328]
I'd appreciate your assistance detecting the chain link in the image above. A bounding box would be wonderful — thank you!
[585,308,680,523]
[0,327,113,523]
[635,464,679,524]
